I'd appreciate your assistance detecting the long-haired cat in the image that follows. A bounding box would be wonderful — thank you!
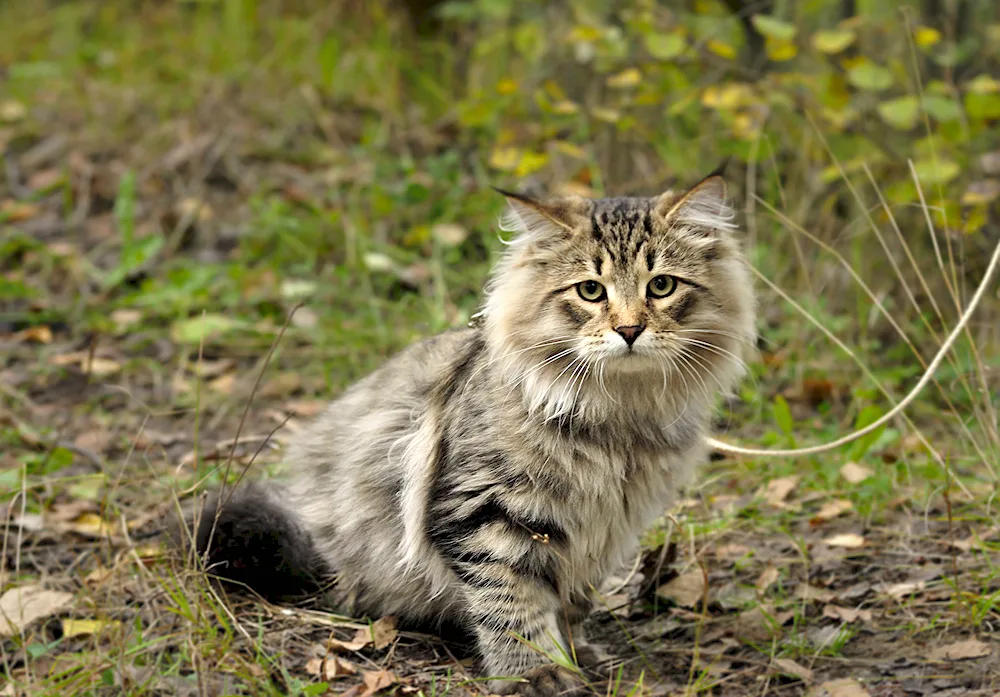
[183,169,756,696]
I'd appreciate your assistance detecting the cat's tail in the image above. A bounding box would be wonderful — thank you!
[173,482,328,602]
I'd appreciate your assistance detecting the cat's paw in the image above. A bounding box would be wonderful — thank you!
[572,644,617,680]
[515,664,588,697]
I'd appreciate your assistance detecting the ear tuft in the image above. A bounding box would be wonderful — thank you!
[654,173,735,236]
[494,187,588,243]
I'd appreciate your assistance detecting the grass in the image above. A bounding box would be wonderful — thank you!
[2,0,999,695]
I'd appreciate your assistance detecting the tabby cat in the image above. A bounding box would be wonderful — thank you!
[185,169,756,696]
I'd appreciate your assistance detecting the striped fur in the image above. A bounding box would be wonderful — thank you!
[190,174,756,695]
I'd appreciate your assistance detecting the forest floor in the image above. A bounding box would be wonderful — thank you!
[2,3,999,697]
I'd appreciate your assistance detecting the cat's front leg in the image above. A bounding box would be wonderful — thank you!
[464,581,587,697]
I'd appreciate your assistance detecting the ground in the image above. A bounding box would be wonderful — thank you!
[1,2,999,697]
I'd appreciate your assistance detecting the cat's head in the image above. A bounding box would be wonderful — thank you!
[482,168,756,421]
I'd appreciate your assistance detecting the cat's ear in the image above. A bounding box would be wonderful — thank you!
[493,187,589,242]
[652,164,735,236]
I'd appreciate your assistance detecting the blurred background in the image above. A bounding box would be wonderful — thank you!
[1,1,999,695]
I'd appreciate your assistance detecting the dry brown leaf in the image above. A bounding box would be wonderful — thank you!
[883,580,925,600]
[764,476,800,506]
[11,326,52,344]
[286,400,327,418]
[0,200,40,222]
[840,462,872,484]
[927,638,992,662]
[713,543,751,559]
[208,373,236,394]
[822,604,872,623]
[74,431,113,454]
[756,564,780,594]
[361,669,397,697]
[810,499,853,525]
[773,657,813,683]
[656,570,705,608]
[0,585,73,637]
[825,533,865,549]
[329,628,371,653]
[733,606,793,643]
[798,584,836,603]
[110,309,144,332]
[371,615,398,650]
[50,352,121,377]
[808,678,871,697]
[306,655,357,680]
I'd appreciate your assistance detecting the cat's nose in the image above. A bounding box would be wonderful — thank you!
[615,324,645,346]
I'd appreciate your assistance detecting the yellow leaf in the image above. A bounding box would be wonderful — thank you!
[701,83,754,110]
[552,141,587,159]
[766,38,798,62]
[568,25,601,43]
[67,513,114,539]
[706,39,736,59]
[966,74,1000,94]
[552,100,579,115]
[62,618,118,637]
[811,29,855,54]
[514,151,548,178]
[0,100,26,123]
[591,107,621,123]
[606,68,641,89]
[914,26,941,48]
[496,78,518,95]
[488,147,521,172]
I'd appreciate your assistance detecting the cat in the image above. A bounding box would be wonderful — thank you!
[182,168,756,697]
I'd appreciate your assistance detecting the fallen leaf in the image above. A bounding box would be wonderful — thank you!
[713,543,752,559]
[74,431,113,454]
[798,584,836,603]
[0,585,73,637]
[825,533,865,549]
[50,352,121,377]
[822,604,872,623]
[733,606,793,642]
[432,223,468,247]
[361,669,397,697]
[329,629,371,653]
[10,512,44,532]
[306,655,357,680]
[840,462,872,484]
[208,373,236,394]
[928,638,992,661]
[764,475,800,506]
[110,309,144,332]
[810,499,853,525]
[64,512,115,538]
[371,615,398,650]
[773,657,813,683]
[883,580,925,600]
[656,570,705,608]
[62,618,119,637]
[0,200,39,221]
[286,400,327,418]
[808,678,871,697]
[290,306,318,329]
[756,564,780,594]
[11,326,52,344]
[175,196,213,222]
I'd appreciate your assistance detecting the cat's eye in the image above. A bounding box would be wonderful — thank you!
[647,275,678,299]
[576,280,606,302]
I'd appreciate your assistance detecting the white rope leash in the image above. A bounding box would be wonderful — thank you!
[706,238,1000,459]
